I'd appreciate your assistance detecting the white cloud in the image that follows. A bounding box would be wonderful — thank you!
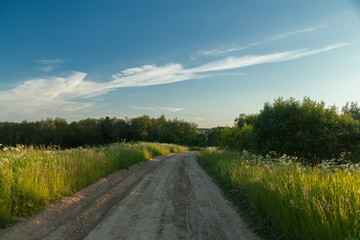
[197,25,327,57]
[132,106,185,112]
[62,102,95,112]
[272,25,327,40]
[37,59,63,64]
[37,59,63,72]
[111,64,201,87]
[112,43,348,87]
[0,72,96,118]
[183,116,205,123]
[39,66,55,72]
[198,43,258,56]
[0,43,350,119]
[192,43,348,73]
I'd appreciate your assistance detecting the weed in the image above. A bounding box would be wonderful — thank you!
[0,142,188,227]
[198,148,360,240]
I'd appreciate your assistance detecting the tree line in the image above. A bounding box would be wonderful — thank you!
[1,97,360,163]
[207,97,360,163]
[0,115,205,148]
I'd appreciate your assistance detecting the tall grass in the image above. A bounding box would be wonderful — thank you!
[198,148,360,240]
[0,142,188,227]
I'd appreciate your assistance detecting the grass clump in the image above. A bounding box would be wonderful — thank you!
[0,142,188,227]
[198,148,360,240]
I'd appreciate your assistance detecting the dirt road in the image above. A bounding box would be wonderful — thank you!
[0,151,259,240]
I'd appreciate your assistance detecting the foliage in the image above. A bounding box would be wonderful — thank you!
[0,115,204,149]
[251,97,360,161]
[198,148,360,240]
[342,102,360,121]
[217,124,253,151]
[0,142,188,227]
[205,127,224,147]
[235,113,258,128]
[1,97,360,163]
[205,97,360,163]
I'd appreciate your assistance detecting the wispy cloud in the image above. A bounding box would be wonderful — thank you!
[272,25,327,40]
[37,59,63,72]
[113,43,348,87]
[111,64,201,87]
[197,25,327,57]
[183,116,205,123]
[0,72,96,119]
[132,106,185,112]
[0,43,349,118]
[198,43,258,56]
[39,66,55,72]
[37,59,63,64]
[192,43,348,73]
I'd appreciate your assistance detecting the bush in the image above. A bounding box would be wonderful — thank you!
[251,97,360,162]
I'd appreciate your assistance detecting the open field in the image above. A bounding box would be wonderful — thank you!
[0,142,188,227]
[198,148,360,240]
[2,140,359,239]
[0,151,258,240]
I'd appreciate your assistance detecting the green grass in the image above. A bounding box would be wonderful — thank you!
[0,142,188,227]
[198,148,360,240]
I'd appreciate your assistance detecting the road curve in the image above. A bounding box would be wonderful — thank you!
[0,151,259,240]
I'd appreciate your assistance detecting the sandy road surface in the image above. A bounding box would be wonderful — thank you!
[0,151,259,240]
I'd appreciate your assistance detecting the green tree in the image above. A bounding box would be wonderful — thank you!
[342,102,360,121]
[251,97,360,162]
[33,119,56,145]
[235,113,258,128]
[77,118,100,146]
[53,118,68,146]
[99,117,117,144]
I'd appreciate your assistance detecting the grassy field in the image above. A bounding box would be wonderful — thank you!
[198,148,360,240]
[0,142,188,227]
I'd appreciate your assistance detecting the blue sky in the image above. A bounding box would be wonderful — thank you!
[1,0,360,127]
